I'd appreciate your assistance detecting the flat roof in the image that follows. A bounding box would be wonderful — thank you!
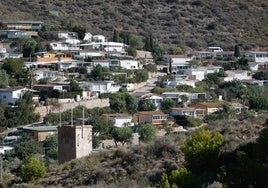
[22,126,58,132]
[0,20,43,24]
[0,86,24,92]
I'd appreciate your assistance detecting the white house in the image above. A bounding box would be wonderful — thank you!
[224,70,251,81]
[34,69,66,81]
[162,80,197,88]
[248,62,259,71]
[58,32,78,40]
[50,41,79,51]
[92,59,110,68]
[162,92,206,104]
[185,69,205,81]
[0,43,8,61]
[79,42,128,55]
[92,35,106,42]
[0,146,14,155]
[58,60,85,70]
[65,38,81,45]
[83,32,93,41]
[78,49,103,58]
[147,95,163,110]
[102,113,133,127]
[119,60,140,69]
[162,55,192,74]
[170,107,196,117]
[195,51,213,58]
[88,81,121,94]
[245,51,268,63]
[0,86,26,105]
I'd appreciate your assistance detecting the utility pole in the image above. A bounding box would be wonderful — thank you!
[0,154,2,183]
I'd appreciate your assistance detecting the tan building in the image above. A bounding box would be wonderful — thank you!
[133,110,168,125]
[58,124,92,164]
[189,102,221,117]
[21,126,57,141]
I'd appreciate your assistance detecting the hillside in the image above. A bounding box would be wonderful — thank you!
[1,0,268,51]
[36,112,267,187]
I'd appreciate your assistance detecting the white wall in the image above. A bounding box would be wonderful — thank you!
[120,60,139,69]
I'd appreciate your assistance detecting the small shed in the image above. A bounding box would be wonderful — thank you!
[21,126,57,141]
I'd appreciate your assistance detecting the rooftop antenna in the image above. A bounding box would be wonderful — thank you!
[71,103,73,126]
[82,105,84,138]
[59,104,61,127]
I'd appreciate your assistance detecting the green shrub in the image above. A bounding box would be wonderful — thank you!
[20,156,46,182]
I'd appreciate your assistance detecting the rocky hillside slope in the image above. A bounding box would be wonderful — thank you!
[1,0,268,50]
[37,112,267,187]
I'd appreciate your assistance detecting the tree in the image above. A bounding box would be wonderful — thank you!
[125,93,138,114]
[2,58,24,78]
[127,46,137,57]
[180,95,189,104]
[138,99,157,111]
[43,134,58,160]
[87,115,113,148]
[0,103,8,129]
[143,63,158,73]
[22,39,37,57]
[70,80,82,92]
[16,91,40,125]
[0,69,9,88]
[112,126,133,147]
[157,173,170,188]
[161,98,176,111]
[138,123,157,143]
[13,135,43,160]
[249,97,268,110]
[134,69,149,83]
[91,64,109,81]
[78,66,88,74]
[20,156,46,182]
[252,70,268,80]
[234,44,240,57]
[129,35,144,50]
[72,25,86,40]
[181,128,223,172]
[113,29,120,42]
[109,93,127,113]
[167,46,184,55]
[157,168,200,188]
[152,45,164,61]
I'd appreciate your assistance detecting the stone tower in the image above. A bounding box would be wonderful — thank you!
[58,124,92,164]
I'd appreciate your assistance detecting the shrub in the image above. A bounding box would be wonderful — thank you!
[20,156,46,182]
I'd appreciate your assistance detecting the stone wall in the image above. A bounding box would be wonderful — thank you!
[35,98,110,120]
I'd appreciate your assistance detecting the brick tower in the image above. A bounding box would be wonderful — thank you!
[58,123,92,164]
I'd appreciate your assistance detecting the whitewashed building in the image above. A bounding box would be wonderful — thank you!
[88,81,121,94]
[245,51,268,63]
[102,113,133,127]
[224,70,251,81]
[50,41,79,51]
[92,35,106,42]
[119,60,140,69]
[162,55,192,74]
[0,87,26,105]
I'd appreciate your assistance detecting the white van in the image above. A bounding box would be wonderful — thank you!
[207,47,223,52]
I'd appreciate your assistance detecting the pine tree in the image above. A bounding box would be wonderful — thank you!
[234,44,240,57]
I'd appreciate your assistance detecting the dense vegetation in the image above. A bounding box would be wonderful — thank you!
[1,0,268,50]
